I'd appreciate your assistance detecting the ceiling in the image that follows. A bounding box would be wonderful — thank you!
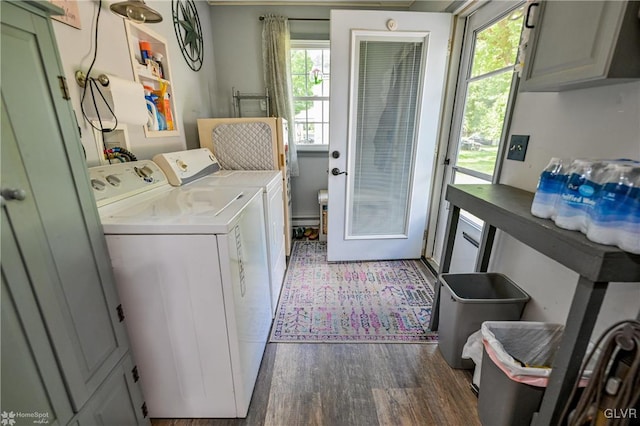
[207,0,416,7]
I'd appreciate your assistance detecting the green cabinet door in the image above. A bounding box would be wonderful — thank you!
[1,209,73,426]
[73,355,149,426]
[1,1,138,414]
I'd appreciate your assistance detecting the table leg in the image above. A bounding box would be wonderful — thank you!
[428,204,459,331]
[533,277,608,426]
[474,224,496,272]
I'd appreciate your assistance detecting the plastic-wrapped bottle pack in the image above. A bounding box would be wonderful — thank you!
[531,158,640,254]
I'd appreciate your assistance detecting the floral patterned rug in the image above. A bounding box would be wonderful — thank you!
[270,241,438,343]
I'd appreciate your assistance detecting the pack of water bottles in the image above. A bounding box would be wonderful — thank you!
[531,158,640,254]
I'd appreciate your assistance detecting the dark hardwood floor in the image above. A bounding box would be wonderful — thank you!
[151,343,481,426]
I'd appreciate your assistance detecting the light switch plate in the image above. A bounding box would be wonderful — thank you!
[507,134,529,161]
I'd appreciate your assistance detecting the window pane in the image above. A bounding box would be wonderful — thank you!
[456,70,512,176]
[292,75,308,97]
[321,79,330,97]
[322,123,329,145]
[470,7,524,78]
[290,50,306,74]
[290,43,330,146]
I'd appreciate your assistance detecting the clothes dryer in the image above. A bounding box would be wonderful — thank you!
[154,148,285,316]
[89,160,271,418]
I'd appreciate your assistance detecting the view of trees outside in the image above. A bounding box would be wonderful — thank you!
[290,46,330,145]
[457,11,524,177]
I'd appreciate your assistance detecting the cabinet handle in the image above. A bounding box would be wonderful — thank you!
[116,304,125,322]
[141,402,148,418]
[1,188,27,201]
[525,3,539,29]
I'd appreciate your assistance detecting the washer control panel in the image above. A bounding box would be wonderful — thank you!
[89,160,168,206]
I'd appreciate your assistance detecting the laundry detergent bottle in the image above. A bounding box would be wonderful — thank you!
[144,86,159,131]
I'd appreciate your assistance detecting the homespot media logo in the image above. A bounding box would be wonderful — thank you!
[1,411,50,425]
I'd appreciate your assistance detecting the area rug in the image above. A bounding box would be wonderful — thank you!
[270,241,438,343]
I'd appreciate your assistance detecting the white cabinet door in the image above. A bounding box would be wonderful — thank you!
[521,0,639,91]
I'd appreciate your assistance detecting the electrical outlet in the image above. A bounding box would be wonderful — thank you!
[507,134,529,162]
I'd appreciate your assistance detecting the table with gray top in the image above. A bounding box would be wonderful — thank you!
[428,183,640,426]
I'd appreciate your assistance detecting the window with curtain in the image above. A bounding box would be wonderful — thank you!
[290,40,330,151]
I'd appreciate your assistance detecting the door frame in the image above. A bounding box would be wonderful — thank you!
[424,0,524,269]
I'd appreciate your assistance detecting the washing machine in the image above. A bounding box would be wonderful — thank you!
[89,160,271,418]
[153,148,286,316]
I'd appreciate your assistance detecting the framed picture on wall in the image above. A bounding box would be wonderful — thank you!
[49,0,82,30]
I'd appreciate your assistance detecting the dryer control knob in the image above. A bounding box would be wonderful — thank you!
[176,159,188,171]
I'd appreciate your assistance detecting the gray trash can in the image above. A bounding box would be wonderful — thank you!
[478,346,545,426]
[478,321,566,426]
[437,273,529,369]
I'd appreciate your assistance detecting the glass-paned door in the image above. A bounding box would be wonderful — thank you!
[430,2,524,266]
[328,11,451,261]
[456,6,523,180]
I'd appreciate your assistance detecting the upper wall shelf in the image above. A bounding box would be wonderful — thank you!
[124,21,180,138]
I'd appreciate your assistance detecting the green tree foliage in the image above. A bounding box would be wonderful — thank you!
[290,49,315,115]
[462,14,523,144]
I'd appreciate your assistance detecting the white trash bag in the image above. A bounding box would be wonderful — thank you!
[481,321,592,387]
[462,329,484,387]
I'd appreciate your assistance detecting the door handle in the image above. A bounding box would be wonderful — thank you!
[331,168,347,176]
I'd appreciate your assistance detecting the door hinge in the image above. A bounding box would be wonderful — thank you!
[141,402,148,418]
[58,76,70,100]
[444,158,451,166]
[132,366,140,382]
[116,304,125,322]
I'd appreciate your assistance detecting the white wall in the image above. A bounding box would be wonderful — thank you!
[493,81,640,337]
[292,153,330,221]
[208,5,332,118]
[52,0,216,165]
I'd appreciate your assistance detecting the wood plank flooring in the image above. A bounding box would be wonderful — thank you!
[151,343,481,426]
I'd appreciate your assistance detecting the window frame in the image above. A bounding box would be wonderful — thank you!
[290,39,330,152]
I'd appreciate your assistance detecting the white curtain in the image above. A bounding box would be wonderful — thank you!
[262,14,299,176]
